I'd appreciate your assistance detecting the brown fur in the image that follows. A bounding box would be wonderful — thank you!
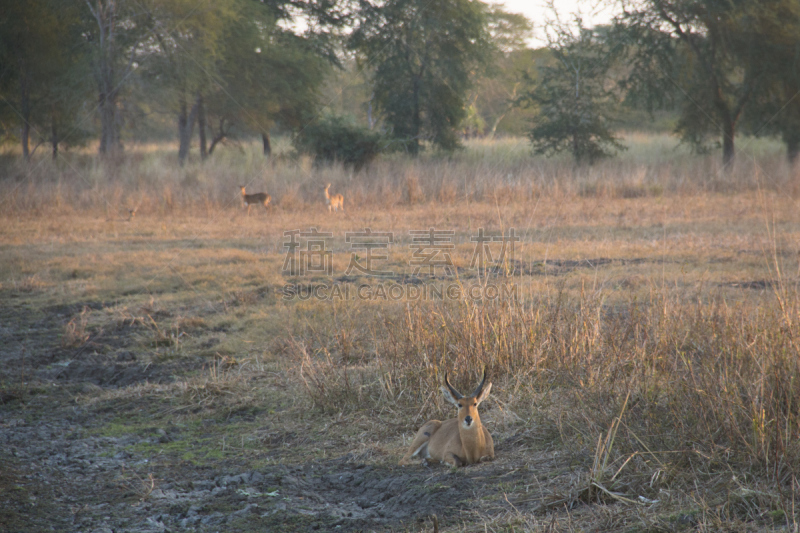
[240,186,271,215]
[400,370,494,467]
[323,183,344,213]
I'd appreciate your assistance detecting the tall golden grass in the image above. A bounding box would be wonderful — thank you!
[1,134,796,217]
[297,287,800,482]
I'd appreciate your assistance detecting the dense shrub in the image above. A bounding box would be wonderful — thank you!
[293,115,383,170]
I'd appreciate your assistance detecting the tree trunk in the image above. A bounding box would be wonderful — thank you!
[96,31,122,156]
[787,135,800,166]
[488,84,518,140]
[178,93,200,166]
[98,76,122,155]
[711,79,738,170]
[572,127,580,163]
[209,118,226,155]
[89,0,118,157]
[87,0,138,158]
[51,113,58,160]
[488,112,506,140]
[367,92,374,130]
[178,95,187,160]
[197,93,207,160]
[261,132,271,158]
[98,92,114,154]
[722,117,735,168]
[208,135,222,155]
[20,73,30,161]
[410,75,421,156]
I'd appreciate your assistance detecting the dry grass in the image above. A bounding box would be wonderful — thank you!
[2,133,800,530]
[0,133,796,218]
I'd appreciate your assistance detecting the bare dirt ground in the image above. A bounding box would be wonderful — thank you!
[0,285,580,533]
[2,195,798,532]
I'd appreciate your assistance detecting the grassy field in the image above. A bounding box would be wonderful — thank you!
[1,134,800,531]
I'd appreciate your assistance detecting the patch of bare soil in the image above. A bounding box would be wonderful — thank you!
[166,458,481,531]
[1,394,519,532]
[0,296,524,532]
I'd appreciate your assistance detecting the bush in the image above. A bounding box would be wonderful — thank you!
[293,115,383,170]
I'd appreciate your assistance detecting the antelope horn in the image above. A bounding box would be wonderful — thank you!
[472,368,488,397]
[444,373,463,399]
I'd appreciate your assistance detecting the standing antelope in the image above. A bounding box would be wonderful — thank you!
[240,186,271,215]
[400,369,494,467]
[323,183,344,213]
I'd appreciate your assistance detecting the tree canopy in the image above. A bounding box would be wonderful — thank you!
[0,0,87,159]
[0,0,345,161]
[2,0,800,168]
[349,0,492,154]
[522,21,624,164]
[612,0,778,167]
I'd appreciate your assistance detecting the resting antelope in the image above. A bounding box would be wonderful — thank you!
[240,186,271,215]
[323,183,344,213]
[400,369,494,467]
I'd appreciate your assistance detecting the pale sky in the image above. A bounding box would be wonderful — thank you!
[489,0,621,46]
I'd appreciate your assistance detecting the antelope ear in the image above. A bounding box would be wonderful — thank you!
[441,385,461,407]
[475,382,492,405]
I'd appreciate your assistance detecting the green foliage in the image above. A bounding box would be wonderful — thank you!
[136,0,338,162]
[484,5,533,54]
[461,104,487,138]
[522,24,624,164]
[7,0,800,168]
[293,115,384,170]
[202,1,332,154]
[613,0,771,166]
[468,9,539,138]
[319,59,373,128]
[349,0,492,154]
[0,0,88,157]
[81,0,153,155]
[740,0,800,162]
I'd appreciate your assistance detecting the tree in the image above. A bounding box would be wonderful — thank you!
[207,1,332,158]
[614,0,766,167]
[82,0,149,156]
[522,21,624,164]
[318,59,373,130]
[142,0,239,165]
[468,7,538,138]
[740,0,800,164]
[142,0,341,164]
[0,0,86,160]
[350,0,492,154]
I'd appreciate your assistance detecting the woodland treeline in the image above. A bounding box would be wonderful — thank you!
[1,0,799,166]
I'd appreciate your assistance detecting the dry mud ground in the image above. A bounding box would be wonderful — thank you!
[0,272,585,533]
[1,197,798,532]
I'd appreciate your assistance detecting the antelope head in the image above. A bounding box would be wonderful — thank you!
[400,367,495,467]
[442,369,492,430]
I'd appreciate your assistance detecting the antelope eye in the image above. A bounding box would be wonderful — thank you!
[458,403,462,407]
[473,402,477,406]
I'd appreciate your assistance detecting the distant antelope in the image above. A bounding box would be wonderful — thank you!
[400,369,494,467]
[323,183,344,213]
[240,186,271,215]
